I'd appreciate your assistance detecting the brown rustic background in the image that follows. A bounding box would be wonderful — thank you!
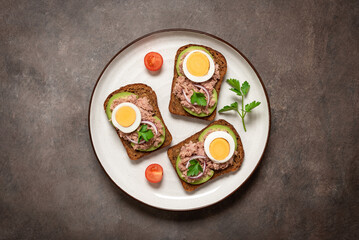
[1,0,358,239]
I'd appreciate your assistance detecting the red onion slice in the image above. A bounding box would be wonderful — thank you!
[141,120,158,135]
[182,89,193,105]
[194,84,210,106]
[186,155,207,179]
[125,120,158,145]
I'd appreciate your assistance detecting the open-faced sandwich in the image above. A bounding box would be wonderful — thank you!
[167,119,244,191]
[104,83,172,160]
[169,44,227,120]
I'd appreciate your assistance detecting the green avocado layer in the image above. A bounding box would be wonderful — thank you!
[131,116,166,152]
[175,124,238,185]
[105,92,136,120]
[176,46,212,76]
[182,89,218,117]
[175,46,217,117]
[198,124,238,149]
[106,92,165,152]
[175,155,214,185]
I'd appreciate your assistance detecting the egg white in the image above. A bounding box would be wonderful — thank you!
[183,50,215,83]
[111,102,141,133]
[204,131,235,163]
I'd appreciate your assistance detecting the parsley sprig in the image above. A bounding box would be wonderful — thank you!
[137,125,154,143]
[219,79,261,132]
[187,160,203,176]
[191,90,207,106]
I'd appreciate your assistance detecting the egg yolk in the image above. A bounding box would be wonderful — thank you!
[209,138,230,161]
[187,52,210,77]
[115,106,136,127]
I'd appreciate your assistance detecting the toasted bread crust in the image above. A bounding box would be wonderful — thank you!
[167,119,244,191]
[168,44,227,121]
[104,84,172,160]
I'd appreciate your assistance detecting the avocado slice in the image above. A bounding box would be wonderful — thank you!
[175,155,214,185]
[105,92,136,120]
[106,93,166,152]
[176,46,213,76]
[198,124,238,149]
[131,116,166,152]
[183,89,218,117]
[176,46,217,117]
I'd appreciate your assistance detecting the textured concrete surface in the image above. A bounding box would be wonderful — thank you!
[1,0,358,239]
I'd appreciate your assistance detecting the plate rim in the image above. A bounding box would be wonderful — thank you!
[88,28,272,211]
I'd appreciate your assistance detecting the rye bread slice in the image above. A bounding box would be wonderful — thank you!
[168,44,227,121]
[167,119,244,192]
[104,83,172,160]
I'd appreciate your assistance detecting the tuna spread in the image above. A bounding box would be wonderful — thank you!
[178,141,212,183]
[173,52,220,114]
[110,95,164,150]
[178,129,237,182]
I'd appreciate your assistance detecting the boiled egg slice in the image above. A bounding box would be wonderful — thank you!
[183,50,215,83]
[111,102,141,133]
[204,131,235,163]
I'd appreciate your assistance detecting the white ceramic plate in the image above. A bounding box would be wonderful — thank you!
[89,29,271,211]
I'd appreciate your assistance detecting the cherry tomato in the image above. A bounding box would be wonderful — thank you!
[145,163,163,183]
[144,52,163,71]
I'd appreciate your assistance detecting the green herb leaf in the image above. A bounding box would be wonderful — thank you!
[187,160,203,177]
[229,88,242,96]
[245,101,261,112]
[226,79,241,92]
[241,81,250,96]
[218,102,238,113]
[191,91,207,106]
[219,78,261,132]
[137,125,154,143]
